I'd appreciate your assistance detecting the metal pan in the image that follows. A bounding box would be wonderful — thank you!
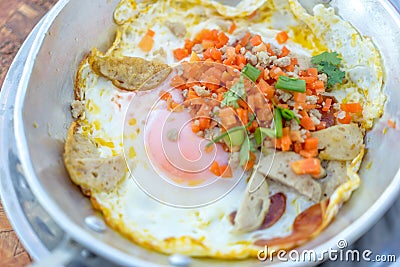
[6,0,400,266]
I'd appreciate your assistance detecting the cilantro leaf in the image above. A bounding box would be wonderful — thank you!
[221,76,245,108]
[317,62,345,88]
[312,51,345,88]
[311,52,342,66]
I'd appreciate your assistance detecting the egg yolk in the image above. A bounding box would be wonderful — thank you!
[145,108,229,187]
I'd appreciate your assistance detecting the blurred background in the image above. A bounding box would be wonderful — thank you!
[0,1,58,266]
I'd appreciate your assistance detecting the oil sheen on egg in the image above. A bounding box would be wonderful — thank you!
[73,0,385,259]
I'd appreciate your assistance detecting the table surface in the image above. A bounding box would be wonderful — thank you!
[0,0,58,266]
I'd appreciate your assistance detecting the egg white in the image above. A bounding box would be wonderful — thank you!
[73,0,385,259]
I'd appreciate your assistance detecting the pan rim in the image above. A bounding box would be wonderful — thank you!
[12,0,400,265]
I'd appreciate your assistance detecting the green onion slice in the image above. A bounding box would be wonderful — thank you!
[274,108,283,138]
[276,76,306,93]
[254,127,275,146]
[281,108,300,123]
[206,115,255,147]
[242,63,261,83]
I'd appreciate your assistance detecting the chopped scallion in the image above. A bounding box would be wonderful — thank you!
[276,76,306,93]
[254,127,275,146]
[281,108,300,123]
[274,108,283,138]
[242,63,261,83]
[206,115,255,147]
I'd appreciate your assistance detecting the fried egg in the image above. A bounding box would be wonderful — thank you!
[71,0,385,259]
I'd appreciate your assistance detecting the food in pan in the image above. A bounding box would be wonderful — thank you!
[64,0,385,259]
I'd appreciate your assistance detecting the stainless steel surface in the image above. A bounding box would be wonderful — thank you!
[168,254,192,267]
[3,0,400,266]
[84,216,106,233]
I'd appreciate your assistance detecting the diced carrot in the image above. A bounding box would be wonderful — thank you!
[317,94,324,104]
[191,121,201,133]
[300,76,317,85]
[159,90,172,101]
[299,149,318,158]
[236,54,247,67]
[211,29,219,40]
[300,110,315,131]
[250,34,263,46]
[138,34,154,53]
[266,43,275,56]
[229,22,237,34]
[316,121,326,130]
[338,112,352,124]
[274,138,281,149]
[276,31,289,44]
[281,136,292,152]
[216,32,229,48]
[258,79,275,99]
[307,68,319,77]
[285,64,295,72]
[306,104,317,110]
[294,142,302,153]
[199,117,211,130]
[322,98,332,112]
[226,46,236,58]
[290,158,321,175]
[146,29,155,37]
[277,104,289,109]
[184,39,195,53]
[280,127,292,151]
[304,138,318,151]
[270,66,286,80]
[210,161,221,176]
[311,81,325,92]
[209,47,222,61]
[293,92,306,103]
[341,102,363,113]
[388,119,396,129]
[235,44,242,54]
[236,108,248,124]
[293,103,307,110]
[202,39,215,49]
[239,32,251,46]
[220,165,233,178]
[282,127,290,136]
[298,70,307,77]
[247,120,259,133]
[224,57,236,66]
[280,46,290,57]
[195,29,211,41]
[173,48,189,60]
[244,152,256,171]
